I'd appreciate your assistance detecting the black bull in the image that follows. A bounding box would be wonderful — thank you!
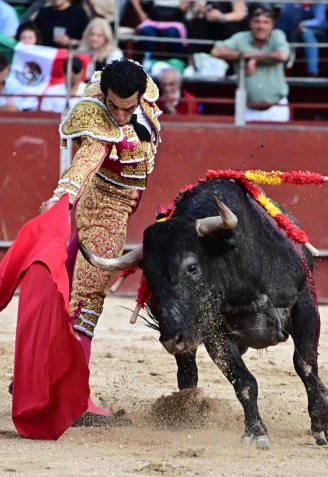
[80,179,328,448]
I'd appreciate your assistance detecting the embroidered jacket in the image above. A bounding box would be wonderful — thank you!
[50,70,162,205]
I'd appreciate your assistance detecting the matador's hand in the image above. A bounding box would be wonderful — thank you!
[39,200,56,214]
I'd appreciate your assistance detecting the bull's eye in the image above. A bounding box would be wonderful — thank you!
[187,264,198,275]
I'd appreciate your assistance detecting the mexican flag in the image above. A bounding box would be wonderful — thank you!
[7,43,90,96]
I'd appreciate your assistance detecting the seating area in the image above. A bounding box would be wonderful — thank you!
[116,2,328,124]
[147,76,328,123]
[2,0,328,124]
[119,2,328,75]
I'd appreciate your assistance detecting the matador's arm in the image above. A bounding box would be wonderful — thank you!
[49,136,108,206]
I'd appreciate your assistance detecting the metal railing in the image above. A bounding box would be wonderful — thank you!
[158,95,328,123]
[119,34,328,50]
[115,33,328,124]
[2,89,328,125]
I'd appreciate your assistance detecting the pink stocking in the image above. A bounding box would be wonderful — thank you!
[79,334,110,416]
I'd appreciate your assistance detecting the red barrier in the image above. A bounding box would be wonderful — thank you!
[126,124,328,248]
[1,114,328,299]
[0,113,60,242]
[124,123,328,300]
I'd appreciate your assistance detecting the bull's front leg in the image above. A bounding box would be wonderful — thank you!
[175,349,198,390]
[291,284,328,445]
[204,324,269,449]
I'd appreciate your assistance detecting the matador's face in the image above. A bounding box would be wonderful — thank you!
[105,88,139,127]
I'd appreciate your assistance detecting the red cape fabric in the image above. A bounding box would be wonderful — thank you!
[0,195,90,440]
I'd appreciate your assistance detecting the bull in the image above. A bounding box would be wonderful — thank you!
[80,179,328,448]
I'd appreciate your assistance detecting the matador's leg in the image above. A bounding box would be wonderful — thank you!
[71,178,139,339]
[69,178,139,419]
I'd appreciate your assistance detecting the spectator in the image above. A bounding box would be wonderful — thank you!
[159,67,198,114]
[41,56,86,113]
[188,1,246,55]
[22,0,125,25]
[79,18,123,81]
[211,6,290,123]
[15,22,42,45]
[276,3,327,77]
[0,54,37,111]
[20,0,47,23]
[82,0,115,24]
[118,0,129,22]
[131,0,190,57]
[34,0,89,48]
[0,0,19,38]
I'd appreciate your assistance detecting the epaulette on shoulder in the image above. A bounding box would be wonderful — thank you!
[90,70,102,84]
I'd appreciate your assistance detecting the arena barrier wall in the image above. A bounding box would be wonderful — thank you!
[1,113,328,300]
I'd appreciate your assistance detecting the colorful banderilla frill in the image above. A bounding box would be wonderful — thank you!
[113,169,327,320]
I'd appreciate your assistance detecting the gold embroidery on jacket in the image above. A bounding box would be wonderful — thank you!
[123,125,138,143]
[71,176,139,337]
[97,167,146,190]
[119,144,145,163]
[51,136,107,204]
[110,144,118,159]
[144,77,159,102]
[141,101,153,121]
[61,100,122,142]
[122,162,147,178]
[54,75,161,202]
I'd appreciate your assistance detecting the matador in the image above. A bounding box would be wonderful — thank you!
[40,58,162,422]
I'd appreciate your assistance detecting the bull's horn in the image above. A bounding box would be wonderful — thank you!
[305,242,319,257]
[196,196,238,237]
[130,305,141,324]
[109,276,126,293]
[79,241,143,271]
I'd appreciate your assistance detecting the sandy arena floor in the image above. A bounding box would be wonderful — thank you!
[1,296,328,477]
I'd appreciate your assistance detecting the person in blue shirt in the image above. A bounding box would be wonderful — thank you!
[0,0,19,38]
[276,3,328,77]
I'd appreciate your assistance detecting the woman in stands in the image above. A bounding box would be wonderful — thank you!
[15,22,42,45]
[188,1,246,55]
[131,0,190,58]
[79,18,123,80]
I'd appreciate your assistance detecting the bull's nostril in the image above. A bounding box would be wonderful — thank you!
[176,334,183,345]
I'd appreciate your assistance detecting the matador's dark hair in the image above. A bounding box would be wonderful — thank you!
[100,58,148,99]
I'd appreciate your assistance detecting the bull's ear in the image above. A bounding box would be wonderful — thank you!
[195,198,238,237]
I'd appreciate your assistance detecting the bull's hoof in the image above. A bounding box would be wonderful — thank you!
[313,431,328,446]
[255,435,270,449]
[241,434,254,446]
[8,381,13,395]
[241,433,270,449]
[71,409,132,428]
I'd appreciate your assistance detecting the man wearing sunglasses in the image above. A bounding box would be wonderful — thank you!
[211,6,290,122]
